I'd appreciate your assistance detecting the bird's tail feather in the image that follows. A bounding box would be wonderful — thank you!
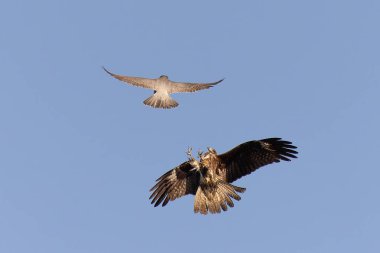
[143,93,178,109]
[194,182,246,215]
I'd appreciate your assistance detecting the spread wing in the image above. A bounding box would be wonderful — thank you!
[149,161,200,207]
[103,67,157,90]
[218,138,298,183]
[169,78,224,93]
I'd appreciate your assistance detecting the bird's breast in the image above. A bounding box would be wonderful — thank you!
[201,168,220,184]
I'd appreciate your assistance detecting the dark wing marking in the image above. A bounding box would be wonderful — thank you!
[169,78,224,93]
[218,138,298,183]
[103,67,157,90]
[149,161,199,207]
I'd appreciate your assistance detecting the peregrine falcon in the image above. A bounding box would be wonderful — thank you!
[103,67,223,109]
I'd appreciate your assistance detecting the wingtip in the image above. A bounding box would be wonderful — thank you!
[102,66,112,75]
[207,78,224,88]
[217,78,225,84]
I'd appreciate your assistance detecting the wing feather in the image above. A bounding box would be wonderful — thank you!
[149,161,199,207]
[103,67,157,90]
[169,79,224,93]
[218,138,298,183]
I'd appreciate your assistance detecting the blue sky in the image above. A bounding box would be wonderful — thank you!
[1,0,379,252]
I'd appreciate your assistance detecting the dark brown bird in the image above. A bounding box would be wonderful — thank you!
[149,138,298,214]
[103,67,223,109]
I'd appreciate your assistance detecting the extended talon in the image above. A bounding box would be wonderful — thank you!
[186,147,194,160]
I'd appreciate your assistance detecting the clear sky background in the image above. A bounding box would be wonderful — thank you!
[1,0,379,252]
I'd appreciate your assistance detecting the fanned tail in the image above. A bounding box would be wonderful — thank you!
[143,93,178,109]
[194,182,246,215]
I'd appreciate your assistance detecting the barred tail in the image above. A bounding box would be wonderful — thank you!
[194,182,246,215]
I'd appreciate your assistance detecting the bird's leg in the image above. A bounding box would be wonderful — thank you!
[187,147,201,172]
[186,147,195,161]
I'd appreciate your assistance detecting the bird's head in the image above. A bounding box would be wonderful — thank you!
[159,75,169,80]
[207,147,216,154]
[200,147,218,165]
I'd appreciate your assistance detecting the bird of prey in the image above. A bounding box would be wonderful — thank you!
[149,138,298,214]
[103,67,223,109]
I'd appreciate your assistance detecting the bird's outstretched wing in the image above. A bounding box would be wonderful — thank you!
[103,67,157,90]
[169,79,224,93]
[149,161,199,207]
[218,138,298,183]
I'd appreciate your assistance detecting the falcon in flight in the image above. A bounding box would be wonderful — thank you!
[103,67,223,109]
[150,138,298,214]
